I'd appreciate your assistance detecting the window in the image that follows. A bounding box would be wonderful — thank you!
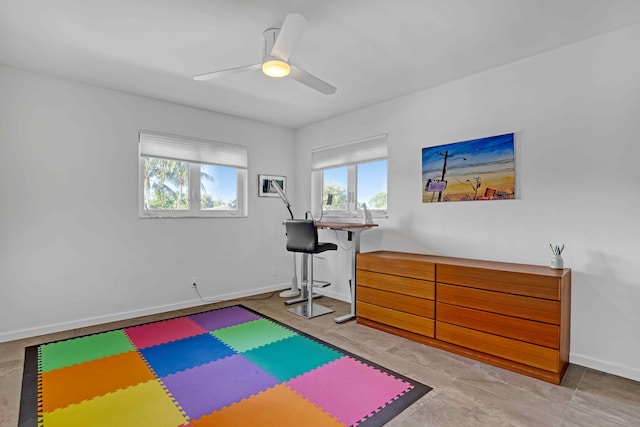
[312,134,388,217]
[139,131,247,217]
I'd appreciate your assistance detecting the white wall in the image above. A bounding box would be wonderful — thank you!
[295,25,640,381]
[0,66,296,341]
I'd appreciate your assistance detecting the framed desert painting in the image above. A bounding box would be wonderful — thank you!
[422,133,515,203]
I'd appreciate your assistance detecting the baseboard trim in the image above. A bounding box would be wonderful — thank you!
[0,283,288,343]
[570,353,640,382]
[315,288,350,303]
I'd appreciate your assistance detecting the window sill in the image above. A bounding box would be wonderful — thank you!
[321,212,388,220]
[139,212,246,219]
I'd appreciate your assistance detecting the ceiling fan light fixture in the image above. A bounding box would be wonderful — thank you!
[262,59,290,78]
[194,14,335,94]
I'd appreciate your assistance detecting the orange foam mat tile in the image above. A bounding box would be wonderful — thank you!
[191,384,344,427]
[40,379,188,427]
[40,350,155,412]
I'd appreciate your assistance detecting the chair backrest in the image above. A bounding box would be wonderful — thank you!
[284,219,318,253]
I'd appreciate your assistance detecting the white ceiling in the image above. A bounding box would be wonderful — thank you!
[2,0,640,129]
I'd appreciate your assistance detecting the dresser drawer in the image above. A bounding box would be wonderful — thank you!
[357,270,435,300]
[437,302,559,348]
[358,253,435,281]
[358,286,435,318]
[437,283,560,324]
[358,301,435,337]
[436,322,560,372]
[437,264,560,300]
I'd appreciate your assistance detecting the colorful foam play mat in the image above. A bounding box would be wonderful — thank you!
[19,305,431,426]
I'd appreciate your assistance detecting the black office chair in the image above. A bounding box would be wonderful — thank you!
[284,219,337,318]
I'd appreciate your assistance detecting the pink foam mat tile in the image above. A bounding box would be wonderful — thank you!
[124,317,207,349]
[286,356,413,426]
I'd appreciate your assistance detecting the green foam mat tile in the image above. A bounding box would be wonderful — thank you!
[39,330,134,372]
[210,318,296,352]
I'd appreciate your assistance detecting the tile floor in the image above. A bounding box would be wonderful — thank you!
[2,293,640,426]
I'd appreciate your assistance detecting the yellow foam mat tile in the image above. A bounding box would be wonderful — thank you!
[40,350,155,412]
[40,380,188,427]
[191,384,344,427]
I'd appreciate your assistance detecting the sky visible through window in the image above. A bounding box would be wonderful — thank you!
[358,160,387,204]
[201,164,236,202]
[324,159,387,207]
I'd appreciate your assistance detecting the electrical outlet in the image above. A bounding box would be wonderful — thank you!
[270,267,277,277]
[191,277,197,287]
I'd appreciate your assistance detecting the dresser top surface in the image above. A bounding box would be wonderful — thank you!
[359,251,571,278]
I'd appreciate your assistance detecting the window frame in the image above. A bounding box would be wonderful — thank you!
[311,134,388,219]
[138,131,248,218]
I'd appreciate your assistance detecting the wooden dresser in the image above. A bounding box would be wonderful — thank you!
[356,251,571,384]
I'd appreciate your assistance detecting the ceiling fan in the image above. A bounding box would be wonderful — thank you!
[193,13,336,95]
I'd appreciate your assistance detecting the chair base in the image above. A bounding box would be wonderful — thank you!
[284,280,330,306]
[284,293,322,306]
[288,303,335,319]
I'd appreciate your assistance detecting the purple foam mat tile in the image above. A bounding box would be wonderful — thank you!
[189,306,261,332]
[161,353,278,420]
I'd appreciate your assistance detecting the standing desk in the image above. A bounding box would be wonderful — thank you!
[316,222,378,323]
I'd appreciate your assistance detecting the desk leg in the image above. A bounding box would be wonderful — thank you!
[334,229,360,323]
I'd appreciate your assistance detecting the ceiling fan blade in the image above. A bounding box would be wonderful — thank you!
[289,64,336,95]
[193,63,261,81]
[270,13,308,61]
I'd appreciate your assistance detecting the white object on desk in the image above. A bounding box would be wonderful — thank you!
[361,203,373,224]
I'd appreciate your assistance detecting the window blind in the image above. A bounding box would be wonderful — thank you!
[311,134,388,170]
[139,130,247,169]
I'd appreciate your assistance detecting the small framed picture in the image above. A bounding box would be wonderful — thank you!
[258,174,286,197]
